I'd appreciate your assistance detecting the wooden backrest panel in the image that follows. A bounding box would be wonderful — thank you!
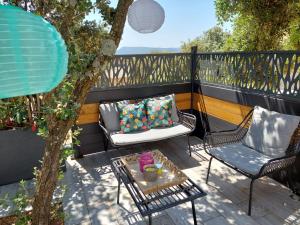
[193,93,253,125]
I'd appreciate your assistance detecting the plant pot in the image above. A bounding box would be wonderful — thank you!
[0,128,45,186]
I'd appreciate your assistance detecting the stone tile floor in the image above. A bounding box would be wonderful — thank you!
[1,136,300,225]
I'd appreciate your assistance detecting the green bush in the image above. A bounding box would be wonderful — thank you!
[0,97,30,130]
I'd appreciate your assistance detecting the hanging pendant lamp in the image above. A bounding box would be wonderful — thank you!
[128,0,165,34]
[0,5,68,99]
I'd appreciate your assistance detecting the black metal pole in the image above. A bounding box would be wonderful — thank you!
[117,172,121,204]
[191,200,197,225]
[191,48,210,136]
[190,46,198,114]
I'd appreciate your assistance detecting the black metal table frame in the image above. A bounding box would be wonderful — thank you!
[111,157,206,225]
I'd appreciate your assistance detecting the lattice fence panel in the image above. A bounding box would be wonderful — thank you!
[196,51,300,98]
[96,53,191,89]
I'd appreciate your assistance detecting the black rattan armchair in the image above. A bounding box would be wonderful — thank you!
[203,109,300,216]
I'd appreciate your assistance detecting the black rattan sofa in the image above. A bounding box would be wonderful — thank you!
[204,107,300,216]
[99,94,197,156]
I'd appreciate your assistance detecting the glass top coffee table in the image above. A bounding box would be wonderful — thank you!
[111,150,206,225]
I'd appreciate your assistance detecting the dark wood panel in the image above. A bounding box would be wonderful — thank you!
[87,83,191,103]
[75,123,101,135]
[79,133,103,146]
[76,142,104,157]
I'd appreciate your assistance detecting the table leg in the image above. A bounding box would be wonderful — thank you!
[117,172,121,204]
[191,200,197,225]
[148,214,152,225]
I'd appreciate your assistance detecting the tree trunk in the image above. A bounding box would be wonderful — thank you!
[31,121,71,225]
[31,79,94,224]
[31,1,133,224]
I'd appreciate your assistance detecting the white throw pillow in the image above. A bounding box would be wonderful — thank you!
[99,100,128,132]
[242,106,300,158]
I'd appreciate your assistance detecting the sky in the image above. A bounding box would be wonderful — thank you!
[87,0,232,49]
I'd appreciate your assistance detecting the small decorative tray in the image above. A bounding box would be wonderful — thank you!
[120,150,188,195]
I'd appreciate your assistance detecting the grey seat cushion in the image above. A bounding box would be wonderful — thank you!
[99,101,128,132]
[242,106,300,158]
[207,143,273,175]
[110,123,191,146]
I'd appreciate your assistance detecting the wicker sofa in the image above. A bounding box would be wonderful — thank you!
[99,94,196,156]
[204,106,300,216]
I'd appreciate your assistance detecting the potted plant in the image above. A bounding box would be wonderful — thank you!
[0,97,45,185]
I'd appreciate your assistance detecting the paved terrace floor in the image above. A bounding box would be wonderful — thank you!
[1,136,300,225]
[63,136,300,225]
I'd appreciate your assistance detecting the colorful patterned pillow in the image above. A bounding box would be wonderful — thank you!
[151,94,179,122]
[146,98,173,128]
[117,101,148,133]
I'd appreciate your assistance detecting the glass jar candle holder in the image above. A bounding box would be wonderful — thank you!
[139,152,154,172]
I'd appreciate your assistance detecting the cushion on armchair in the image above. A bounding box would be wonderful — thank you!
[207,143,272,175]
[242,106,300,158]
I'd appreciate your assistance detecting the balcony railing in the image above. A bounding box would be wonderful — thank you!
[96,51,300,100]
[196,51,300,98]
[96,53,191,89]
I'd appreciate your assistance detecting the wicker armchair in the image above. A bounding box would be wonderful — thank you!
[203,109,300,216]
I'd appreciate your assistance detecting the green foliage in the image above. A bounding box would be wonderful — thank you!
[0,1,106,135]
[181,26,230,52]
[13,187,31,225]
[215,0,300,51]
[0,1,108,133]
[72,126,82,147]
[222,16,258,51]
[0,1,125,223]
[0,180,31,225]
[28,0,110,139]
[283,14,300,50]
[68,21,108,76]
[0,193,9,210]
[95,0,116,26]
[0,98,29,129]
[0,179,66,224]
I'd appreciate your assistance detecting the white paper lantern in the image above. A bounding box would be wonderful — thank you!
[128,0,165,34]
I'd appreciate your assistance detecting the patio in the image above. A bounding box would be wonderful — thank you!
[1,2,300,225]
[0,49,299,225]
[1,132,299,225]
[61,136,300,225]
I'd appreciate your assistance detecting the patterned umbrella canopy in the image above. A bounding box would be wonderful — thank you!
[0,5,68,99]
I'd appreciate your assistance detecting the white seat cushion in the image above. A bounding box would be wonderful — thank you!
[207,143,273,175]
[110,123,192,146]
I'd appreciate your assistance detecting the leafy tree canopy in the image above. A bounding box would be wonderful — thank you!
[215,0,300,50]
[181,26,230,52]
